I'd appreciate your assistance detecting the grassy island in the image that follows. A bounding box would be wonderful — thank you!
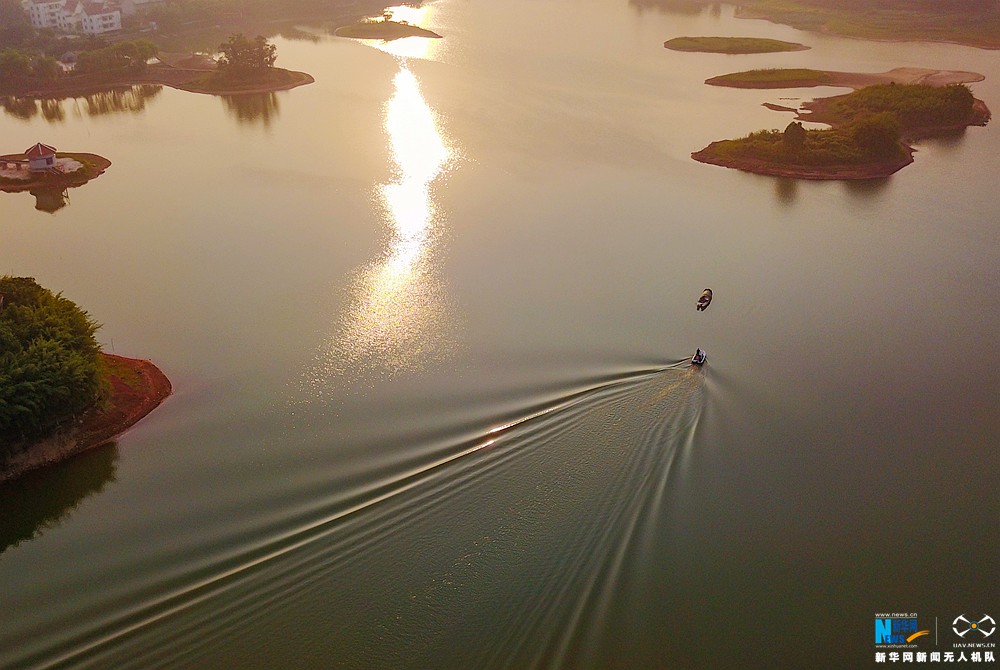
[692,83,991,180]
[0,277,170,483]
[335,19,443,41]
[706,68,833,88]
[664,36,809,54]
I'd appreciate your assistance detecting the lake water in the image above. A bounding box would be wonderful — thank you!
[1,1,998,668]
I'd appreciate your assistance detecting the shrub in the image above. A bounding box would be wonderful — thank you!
[0,277,104,452]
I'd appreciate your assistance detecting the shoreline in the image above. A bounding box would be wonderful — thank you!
[0,354,171,484]
[691,143,914,180]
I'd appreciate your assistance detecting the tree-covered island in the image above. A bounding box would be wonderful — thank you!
[692,82,991,179]
[173,33,313,95]
[0,277,170,482]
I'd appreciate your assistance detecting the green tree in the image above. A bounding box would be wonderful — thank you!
[74,40,157,76]
[0,49,33,91]
[0,277,105,452]
[0,0,33,48]
[217,33,277,80]
[32,55,62,82]
[782,121,807,151]
[849,112,902,159]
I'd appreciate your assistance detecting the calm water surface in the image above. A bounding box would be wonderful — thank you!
[1,1,998,668]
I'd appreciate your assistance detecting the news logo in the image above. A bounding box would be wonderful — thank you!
[875,614,931,645]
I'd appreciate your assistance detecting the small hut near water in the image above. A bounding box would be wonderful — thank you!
[25,143,57,171]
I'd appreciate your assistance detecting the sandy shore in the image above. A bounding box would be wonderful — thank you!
[0,354,171,483]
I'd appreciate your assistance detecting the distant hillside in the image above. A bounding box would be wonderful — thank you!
[632,0,1000,48]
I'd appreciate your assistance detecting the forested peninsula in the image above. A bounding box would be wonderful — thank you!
[692,82,991,179]
[1,0,435,100]
[0,277,170,483]
[1,33,311,99]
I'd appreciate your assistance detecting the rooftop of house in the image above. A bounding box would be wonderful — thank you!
[25,143,57,159]
[61,0,120,14]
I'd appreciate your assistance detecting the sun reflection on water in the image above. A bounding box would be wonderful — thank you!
[313,62,456,383]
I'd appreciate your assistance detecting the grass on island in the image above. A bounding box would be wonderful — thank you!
[708,68,833,85]
[664,36,808,53]
[186,67,307,94]
[99,354,143,391]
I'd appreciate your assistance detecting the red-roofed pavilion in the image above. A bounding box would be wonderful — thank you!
[24,143,57,171]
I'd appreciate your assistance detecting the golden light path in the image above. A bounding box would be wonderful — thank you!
[315,23,455,381]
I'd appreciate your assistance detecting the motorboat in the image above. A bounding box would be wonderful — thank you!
[696,288,713,311]
[691,349,707,365]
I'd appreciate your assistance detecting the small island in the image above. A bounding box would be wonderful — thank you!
[692,73,991,180]
[335,10,443,41]
[664,36,809,54]
[1,143,110,195]
[0,277,171,483]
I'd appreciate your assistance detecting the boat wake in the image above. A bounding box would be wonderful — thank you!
[14,361,707,670]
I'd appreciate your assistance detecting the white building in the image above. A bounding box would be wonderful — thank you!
[27,0,64,28]
[25,0,121,34]
[58,0,121,34]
